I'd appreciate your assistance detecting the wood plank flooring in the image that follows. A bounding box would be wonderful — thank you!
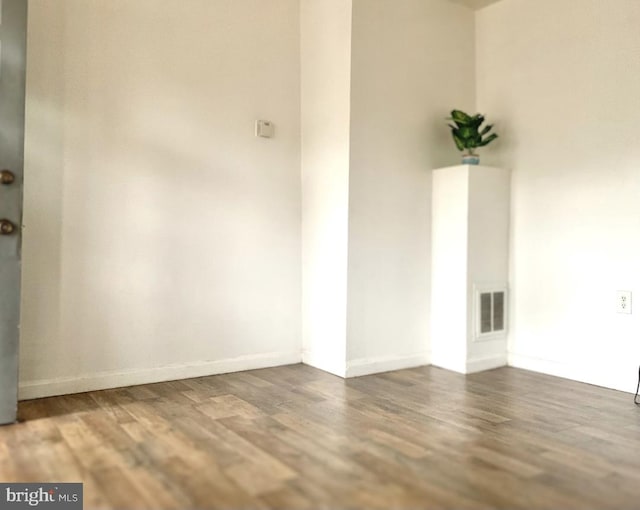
[2,365,640,509]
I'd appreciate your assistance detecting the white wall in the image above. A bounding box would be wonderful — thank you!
[345,0,475,376]
[23,0,632,397]
[476,0,640,392]
[300,0,353,377]
[20,0,302,398]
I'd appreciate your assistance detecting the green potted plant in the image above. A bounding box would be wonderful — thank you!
[447,109,498,165]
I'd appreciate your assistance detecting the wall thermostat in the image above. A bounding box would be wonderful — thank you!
[255,120,274,138]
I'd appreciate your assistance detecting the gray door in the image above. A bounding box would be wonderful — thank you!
[0,0,27,426]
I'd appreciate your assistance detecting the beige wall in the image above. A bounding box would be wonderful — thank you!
[20,0,302,398]
[477,0,640,392]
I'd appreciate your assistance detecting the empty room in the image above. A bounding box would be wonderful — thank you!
[1,0,639,508]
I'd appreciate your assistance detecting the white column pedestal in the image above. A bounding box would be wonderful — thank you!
[430,165,510,374]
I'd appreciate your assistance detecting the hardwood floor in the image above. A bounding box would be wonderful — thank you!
[1,365,639,509]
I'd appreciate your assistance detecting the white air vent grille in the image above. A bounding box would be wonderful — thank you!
[474,285,507,340]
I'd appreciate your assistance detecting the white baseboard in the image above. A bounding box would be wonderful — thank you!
[302,350,346,378]
[466,354,507,374]
[431,354,506,374]
[18,351,302,400]
[430,354,466,374]
[22,349,631,401]
[345,352,430,378]
[508,352,634,394]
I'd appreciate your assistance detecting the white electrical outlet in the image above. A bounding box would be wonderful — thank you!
[616,290,632,314]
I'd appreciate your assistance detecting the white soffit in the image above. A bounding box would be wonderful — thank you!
[447,0,503,10]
